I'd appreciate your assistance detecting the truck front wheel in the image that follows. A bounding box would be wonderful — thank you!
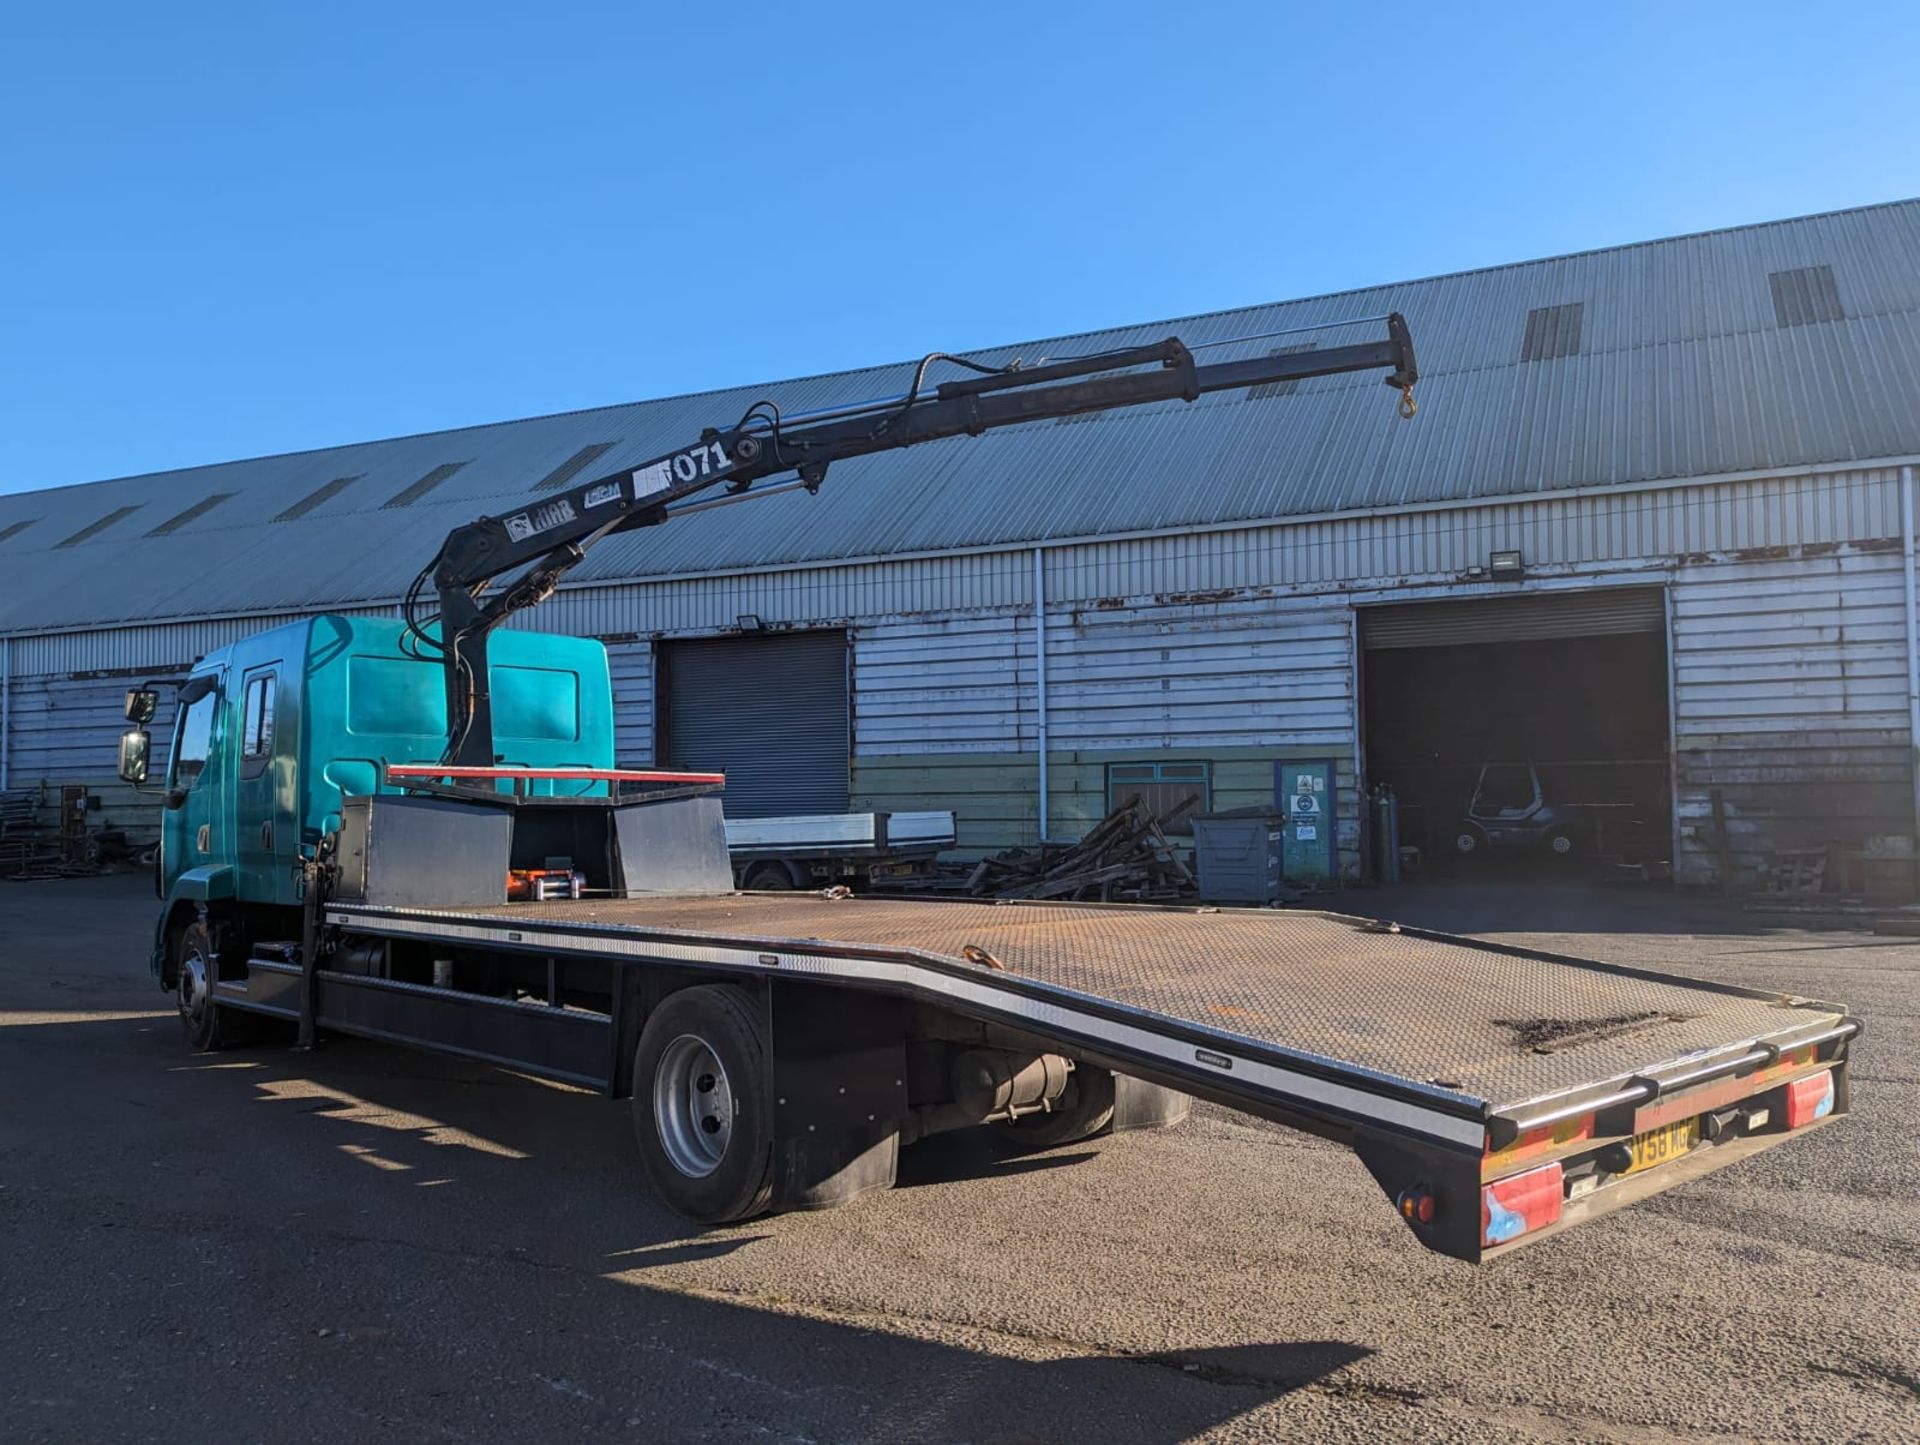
[631,985,774,1224]
[174,920,228,1052]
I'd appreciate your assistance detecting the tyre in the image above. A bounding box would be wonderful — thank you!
[994,1063,1117,1152]
[631,985,774,1223]
[742,862,795,891]
[174,919,228,1052]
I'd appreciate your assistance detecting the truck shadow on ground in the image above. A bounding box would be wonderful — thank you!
[97,1023,1374,1440]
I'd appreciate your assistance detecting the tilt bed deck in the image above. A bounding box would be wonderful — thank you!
[274,892,1860,1261]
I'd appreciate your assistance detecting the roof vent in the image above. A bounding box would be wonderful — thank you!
[533,441,617,491]
[0,518,36,543]
[384,461,470,509]
[1248,342,1319,399]
[1521,303,1583,362]
[275,475,360,523]
[146,492,235,536]
[55,504,143,549]
[1769,264,1844,327]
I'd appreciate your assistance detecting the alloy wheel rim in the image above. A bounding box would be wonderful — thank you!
[652,1033,733,1178]
[178,949,210,1022]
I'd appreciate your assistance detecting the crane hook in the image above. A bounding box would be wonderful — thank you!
[1398,384,1418,420]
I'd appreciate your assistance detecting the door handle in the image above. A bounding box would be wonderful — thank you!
[260,819,273,851]
[196,824,210,854]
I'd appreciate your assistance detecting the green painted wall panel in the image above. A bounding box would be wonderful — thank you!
[854,744,1362,876]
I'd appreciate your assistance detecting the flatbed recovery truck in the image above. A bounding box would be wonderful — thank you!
[114,316,1858,1261]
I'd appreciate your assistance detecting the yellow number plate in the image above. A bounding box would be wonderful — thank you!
[1625,1117,1701,1175]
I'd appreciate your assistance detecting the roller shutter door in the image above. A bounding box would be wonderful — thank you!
[660,631,849,818]
[1360,587,1666,650]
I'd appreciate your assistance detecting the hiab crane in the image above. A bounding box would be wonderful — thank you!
[115,316,1857,1260]
[422,320,1419,770]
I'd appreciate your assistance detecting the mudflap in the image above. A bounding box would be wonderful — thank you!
[1111,1074,1192,1133]
[1352,1129,1485,1263]
[767,980,908,1212]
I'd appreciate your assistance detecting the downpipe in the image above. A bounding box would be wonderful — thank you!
[1904,466,1920,849]
[1033,546,1051,845]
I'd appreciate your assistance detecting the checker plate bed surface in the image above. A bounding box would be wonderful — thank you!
[347,895,1839,1110]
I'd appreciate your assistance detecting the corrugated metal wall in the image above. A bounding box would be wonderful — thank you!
[606,641,653,768]
[849,589,1363,861]
[6,604,398,676]
[855,614,1034,755]
[1044,594,1353,751]
[399,466,1908,643]
[6,668,186,844]
[1669,544,1910,885]
[4,469,1912,885]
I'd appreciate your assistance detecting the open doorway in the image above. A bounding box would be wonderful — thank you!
[1359,588,1671,879]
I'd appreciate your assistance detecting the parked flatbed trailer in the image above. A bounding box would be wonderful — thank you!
[723,810,956,891]
[219,889,1857,1262]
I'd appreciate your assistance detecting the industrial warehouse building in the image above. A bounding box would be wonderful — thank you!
[3,199,1918,890]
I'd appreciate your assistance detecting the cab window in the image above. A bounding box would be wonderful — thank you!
[241,673,276,776]
[171,689,217,787]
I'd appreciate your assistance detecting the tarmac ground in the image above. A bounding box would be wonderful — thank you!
[2,874,1916,1443]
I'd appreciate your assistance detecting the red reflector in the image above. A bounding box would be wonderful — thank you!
[1481,1163,1563,1247]
[1785,1071,1835,1129]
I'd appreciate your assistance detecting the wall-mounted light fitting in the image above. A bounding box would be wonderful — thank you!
[1488,550,1525,581]
[736,614,765,632]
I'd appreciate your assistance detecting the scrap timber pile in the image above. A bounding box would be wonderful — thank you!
[962,795,1198,903]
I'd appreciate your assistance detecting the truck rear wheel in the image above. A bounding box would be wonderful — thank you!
[631,985,774,1224]
[994,1063,1117,1152]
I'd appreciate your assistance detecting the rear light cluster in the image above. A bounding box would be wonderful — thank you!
[1474,1063,1837,1251]
[1481,1162,1563,1247]
[1396,1188,1436,1225]
[1785,1070,1835,1130]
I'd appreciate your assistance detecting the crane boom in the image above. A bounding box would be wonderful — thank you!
[422,315,1418,767]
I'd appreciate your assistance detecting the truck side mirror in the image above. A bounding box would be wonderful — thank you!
[124,688,159,724]
[118,728,152,785]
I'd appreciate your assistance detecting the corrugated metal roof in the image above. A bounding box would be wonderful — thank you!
[4,199,1918,636]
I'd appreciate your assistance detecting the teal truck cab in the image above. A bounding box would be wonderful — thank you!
[131,614,617,981]
[104,323,1860,1262]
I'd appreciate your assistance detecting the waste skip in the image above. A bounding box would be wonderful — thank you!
[1190,809,1287,904]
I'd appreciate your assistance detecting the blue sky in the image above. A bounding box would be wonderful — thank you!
[3,2,1917,495]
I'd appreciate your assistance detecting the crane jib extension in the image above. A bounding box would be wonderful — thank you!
[420,317,1419,767]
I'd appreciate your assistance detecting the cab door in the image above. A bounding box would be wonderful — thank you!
[235,662,287,901]
[160,670,228,891]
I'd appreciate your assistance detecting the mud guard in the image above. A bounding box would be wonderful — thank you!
[767,981,908,1211]
[1111,1074,1192,1133]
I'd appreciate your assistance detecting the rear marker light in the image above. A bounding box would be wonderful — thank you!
[1396,1189,1436,1224]
[1785,1071,1835,1130]
[1482,1162,1563,1247]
